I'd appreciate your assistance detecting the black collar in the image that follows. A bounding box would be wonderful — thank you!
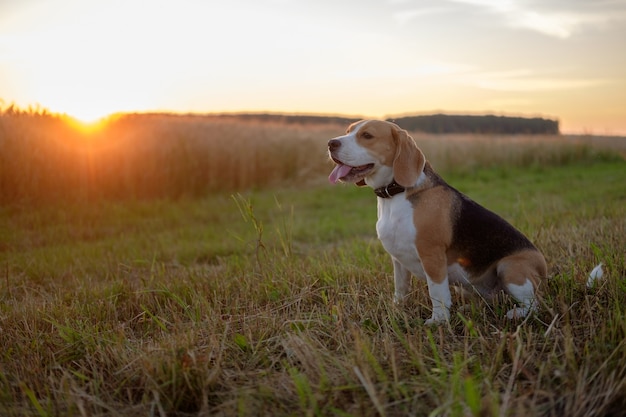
[374,180,405,199]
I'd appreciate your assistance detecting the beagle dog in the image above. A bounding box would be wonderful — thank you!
[328,120,547,324]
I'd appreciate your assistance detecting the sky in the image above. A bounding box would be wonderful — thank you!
[1,0,625,135]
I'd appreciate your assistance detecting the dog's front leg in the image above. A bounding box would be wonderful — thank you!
[418,248,452,324]
[425,275,452,324]
[392,258,411,305]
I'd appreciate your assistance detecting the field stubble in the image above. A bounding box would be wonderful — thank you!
[0,111,625,416]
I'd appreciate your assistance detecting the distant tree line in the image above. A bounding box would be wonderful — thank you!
[211,113,559,134]
[387,114,559,134]
[213,113,359,126]
[0,103,559,135]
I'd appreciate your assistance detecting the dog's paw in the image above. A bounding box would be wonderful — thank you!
[393,294,408,306]
[425,309,450,325]
[506,306,532,320]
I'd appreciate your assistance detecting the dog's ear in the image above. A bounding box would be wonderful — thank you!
[392,125,425,187]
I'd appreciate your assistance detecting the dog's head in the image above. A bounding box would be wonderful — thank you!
[328,120,425,189]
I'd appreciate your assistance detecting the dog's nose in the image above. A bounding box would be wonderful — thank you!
[328,139,341,151]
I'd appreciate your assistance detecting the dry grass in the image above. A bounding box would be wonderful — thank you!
[1,110,623,204]
[412,132,625,173]
[0,111,342,203]
[1,177,624,416]
[0,109,625,416]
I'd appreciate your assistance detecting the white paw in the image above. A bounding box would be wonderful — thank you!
[506,306,531,320]
[425,309,450,325]
[394,294,408,305]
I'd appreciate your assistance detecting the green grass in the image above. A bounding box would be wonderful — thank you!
[1,159,625,416]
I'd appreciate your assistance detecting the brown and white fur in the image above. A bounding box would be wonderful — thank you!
[328,120,547,324]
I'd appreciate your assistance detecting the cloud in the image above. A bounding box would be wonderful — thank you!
[465,69,609,91]
[446,0,626,38]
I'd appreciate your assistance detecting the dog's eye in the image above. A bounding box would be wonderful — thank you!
[362,132,374,139]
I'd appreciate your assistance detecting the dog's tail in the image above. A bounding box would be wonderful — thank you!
[586,263,604,288]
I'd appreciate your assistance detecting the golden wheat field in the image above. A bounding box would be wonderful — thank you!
[1,109,624,204]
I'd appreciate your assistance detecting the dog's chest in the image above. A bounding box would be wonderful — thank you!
[376,197,418,259]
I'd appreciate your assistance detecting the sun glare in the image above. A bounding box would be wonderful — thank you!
[63,115,108,135]
[66,108,110,126]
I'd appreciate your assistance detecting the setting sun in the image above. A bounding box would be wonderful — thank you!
[31,86,121,125]
[62,114,110,136]
[1,1,177,123]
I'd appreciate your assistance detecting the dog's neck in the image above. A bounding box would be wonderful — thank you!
[374,180,405,199]
[373,168,432,199]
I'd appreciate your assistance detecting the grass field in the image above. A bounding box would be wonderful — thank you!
[1,111,625,416]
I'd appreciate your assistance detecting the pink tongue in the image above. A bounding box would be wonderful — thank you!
[328,164,352,184]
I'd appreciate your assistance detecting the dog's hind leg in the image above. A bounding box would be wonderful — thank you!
[497,250,547,319]
[503,279,536,319]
